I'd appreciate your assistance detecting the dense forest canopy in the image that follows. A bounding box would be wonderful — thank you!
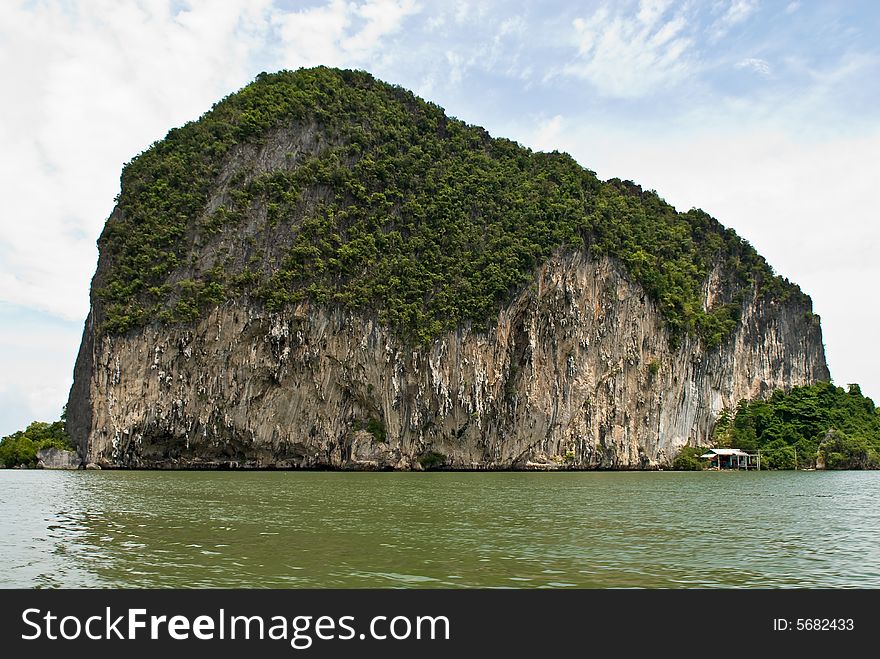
[97,66,808,345]
[717,382,880,469]
[674,382,880,470]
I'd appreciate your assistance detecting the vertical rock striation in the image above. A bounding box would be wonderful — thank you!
[67,250,828,469]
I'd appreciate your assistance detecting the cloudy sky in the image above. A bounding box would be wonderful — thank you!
[1,0,878,435]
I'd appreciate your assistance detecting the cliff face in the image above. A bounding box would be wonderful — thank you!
[66,68,830,469]
[68,249,827,469]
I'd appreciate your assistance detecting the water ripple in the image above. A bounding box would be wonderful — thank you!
[1,470,879,588]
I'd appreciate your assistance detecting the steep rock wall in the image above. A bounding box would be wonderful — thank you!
[67,250,829,469]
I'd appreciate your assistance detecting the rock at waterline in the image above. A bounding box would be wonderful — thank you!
[36,447,80,470]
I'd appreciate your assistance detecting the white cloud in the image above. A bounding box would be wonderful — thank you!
[531,115,566,151]
[786,1,801,13]
[346,0,419,56]
[802,51,879,88]
[0,0,271,321]
[0,307,82,433]
[564,3,694,98]
[637,0,673,28]
[736,57,771,75]
[723,0,759,25]
[712,0,759,38]
[446,51,466,85]
[497,15,526,39]
[272,0,418,68]
[271,0,350,67]
[452,0,489,25]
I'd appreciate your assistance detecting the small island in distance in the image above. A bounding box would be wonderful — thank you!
[4,67,877,471]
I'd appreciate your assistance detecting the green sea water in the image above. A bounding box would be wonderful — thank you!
[2,470,878,588]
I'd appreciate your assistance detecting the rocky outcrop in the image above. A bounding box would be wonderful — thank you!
[36,447,80,469]
[66,250,828,469]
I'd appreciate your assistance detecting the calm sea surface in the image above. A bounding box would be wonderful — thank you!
[1,470,878,588]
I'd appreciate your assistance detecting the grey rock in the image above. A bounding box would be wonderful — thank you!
[36,447,80,470]
[66,250,828,469]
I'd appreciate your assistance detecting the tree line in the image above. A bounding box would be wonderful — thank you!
[0,417,74,468]
[674,382,880,470]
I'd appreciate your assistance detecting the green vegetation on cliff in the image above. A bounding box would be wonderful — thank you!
[97,67,807,345]
[0,419,74,468]
[715,382,880,469]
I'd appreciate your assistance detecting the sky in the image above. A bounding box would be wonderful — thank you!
[1,0,878,436]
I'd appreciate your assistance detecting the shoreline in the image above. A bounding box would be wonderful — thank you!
[3,463,866,472]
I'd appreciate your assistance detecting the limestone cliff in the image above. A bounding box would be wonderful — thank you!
[68,248,827,469]
[66,68,830,469]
